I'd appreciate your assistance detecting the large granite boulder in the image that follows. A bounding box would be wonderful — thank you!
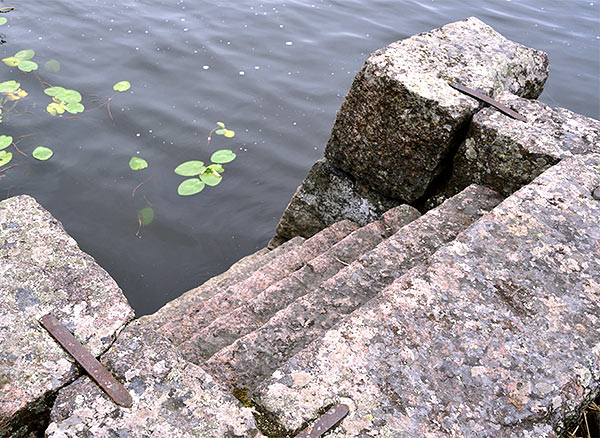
[325,16,549,203]
[0,195,134,437]
[446,92,600,197]
[254,154,600,437]
[46,321,264,437]
[269,158,398,247]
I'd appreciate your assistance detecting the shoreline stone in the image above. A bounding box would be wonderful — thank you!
[0,195,134,438]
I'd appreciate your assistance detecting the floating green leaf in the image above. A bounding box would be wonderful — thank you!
[129,157,148,170]
[174,160,205,176]
[46,102,65,116]
[0,151,12,167]
[215,129,226,135]
[0,135,13,150]
[65,102,85,114]
[138,207,155,226]
[17,60,38,72]
[56,89,82,103]
[113,81,131,92]
[44,59,61,72]
[210,149,236,164]
[0,80,19,93]
[0,18,7,26]
[32,146,53,161]
[199,168,222,186]
[207,163,224,173]
[44,86,66,97]
[216,122,225,128]
[178,178,205,196]
[224,129,235,138]
[14,50,35,61]
[2,57,19,67]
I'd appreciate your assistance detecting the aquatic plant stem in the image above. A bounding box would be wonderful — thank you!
[0,163,18,175]
[132,175,153,199]
[206,128,217,148]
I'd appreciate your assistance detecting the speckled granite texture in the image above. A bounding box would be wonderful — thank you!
[325,17,549,203]
[447,92,600,198]
[46,321,264,438]
[269,158,398,248]
[0,195,134,438]
[254,154,600,437]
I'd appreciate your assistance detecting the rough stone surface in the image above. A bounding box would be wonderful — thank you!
[205,185,501,392]
[447,92,600,197]
[181,204,420,364]
[269,158,398,248]
[255,154,600,437]
[325,17,549,203]
[0,195,134,438]
[140,237,301,334]
[46,320,264,438]
[155,220,358,349]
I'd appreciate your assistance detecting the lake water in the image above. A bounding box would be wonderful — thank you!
[1,0,598,315]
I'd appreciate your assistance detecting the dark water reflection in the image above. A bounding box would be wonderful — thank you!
[1,1,598,314]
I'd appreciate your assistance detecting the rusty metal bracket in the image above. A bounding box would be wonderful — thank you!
[296,403,350,438]
[449,82,528,122]
[39,314,133,408]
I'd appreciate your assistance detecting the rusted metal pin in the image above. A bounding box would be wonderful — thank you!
[449,82,528,122]
[39,314,133,408]
[296,403,350,438]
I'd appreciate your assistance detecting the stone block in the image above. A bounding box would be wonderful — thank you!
[325,17,549,202]
[0,195,134,437]
[448,92,600,196]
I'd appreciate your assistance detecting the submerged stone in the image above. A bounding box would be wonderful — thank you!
[0,195,134,438]
[325,16,549,202]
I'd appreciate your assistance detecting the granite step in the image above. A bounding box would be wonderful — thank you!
[252,154,600,437]
[140,236,305,344]
[160,219,359,348]
[46,320,265,437]
[180,205,421,364]
[203,184,502,392]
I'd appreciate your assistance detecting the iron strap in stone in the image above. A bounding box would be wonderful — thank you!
[449,82,528,122]
[39,314,133,408]
[296,404,350,437]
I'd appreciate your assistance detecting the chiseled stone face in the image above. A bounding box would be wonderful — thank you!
[448,92,600,197]
[254,154,600,437]
[325,16,549,202]
[0,195,134,437]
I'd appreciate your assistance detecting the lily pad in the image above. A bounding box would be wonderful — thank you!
[0,18,7,26]
[2,57,19,67]
[215,129,226,135]
[216,122,225,128]
[0,135,13,150]
[174,160,205,176]
[224,129,235,138]
[178,178,205,196]
[207,163,224,173]
[0,151,12,167]
[44,59,61,72]
[138,207,155,226]
[0,80,19,93]
[44,86,66,97]
[129,157,148,170]
[32,146,53,161]
[18,60,38,72]
[200,169,222,186]
[65,102,85,114]
[210,149,236,164]
[46,102,65,116]
[113,81,131,92]
[56,89,82,103]
[14,50,35,61]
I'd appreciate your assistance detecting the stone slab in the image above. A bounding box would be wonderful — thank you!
[182,204,419,364]
[46,320,264,438]
[205,185,501,392]
[255,154,600,437]
[0,195,134,438]
[269,158,398,248]
[447,92,600,197]
[325,17,549,202]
